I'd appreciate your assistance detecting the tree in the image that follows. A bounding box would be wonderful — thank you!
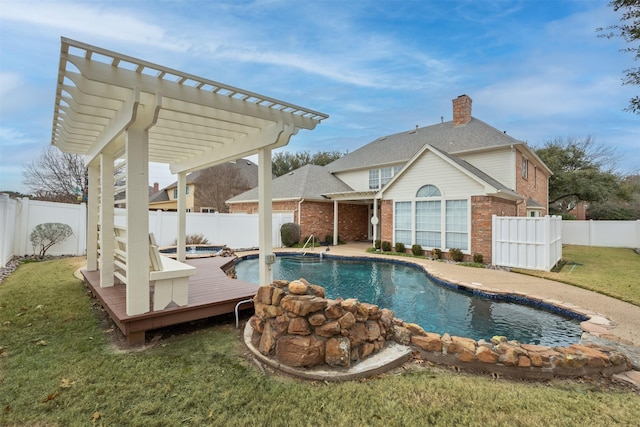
[535,137,627,214]
[598,0,640,114]
[23,146,87,203]
[272,150,345,176]
[587,174,640,219]
[195,164,252,213]
[30,222,73,258]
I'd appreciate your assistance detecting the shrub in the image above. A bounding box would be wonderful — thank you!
[381,241,392,252]
[30,223,73,258]
[473,253,484,264]
[394,242,406,253]
[449,248,464,262]
[411,244,423,256]
[173,233,210,245]
[374,240,381,250]
[325,234,333,245]
[431,248,442,259]
[280,223,301,247]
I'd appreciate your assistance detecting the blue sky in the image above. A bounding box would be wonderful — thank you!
[1,0,638,193]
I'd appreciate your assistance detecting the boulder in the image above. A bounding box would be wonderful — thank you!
[280,295,327,316]
[288,317,311,335]
[325,337,351,367]
[275,335,325,367]
[315,320,341,337]
[411,333,442,352]
[338,312,356,329]
[325,300,344,319]
[288,280,308,295]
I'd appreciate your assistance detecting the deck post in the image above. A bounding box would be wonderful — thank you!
[258,147,273,286]
[125,127,150,315]
[86,163,99,271]
[99,152,115,287]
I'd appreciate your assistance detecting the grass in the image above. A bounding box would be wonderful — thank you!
[513,245,640,306]
[1,258,640,426]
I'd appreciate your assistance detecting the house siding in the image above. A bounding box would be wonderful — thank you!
[384,151,485,200]
[333,169,369,191]
[458,149,515,189]
[471,195,517,263]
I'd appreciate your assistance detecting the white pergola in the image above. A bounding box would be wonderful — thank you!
[51,38,327,316]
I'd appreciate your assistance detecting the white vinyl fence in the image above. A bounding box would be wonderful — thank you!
[1,196,87,265]
[492,215,562,271]
[562,220,640,248]
[0,197,293,265]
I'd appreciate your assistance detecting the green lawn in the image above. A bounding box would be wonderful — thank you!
[514,245,640,306]
[1,258,639,426]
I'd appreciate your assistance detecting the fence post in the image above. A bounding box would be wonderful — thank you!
[589,219,594,246]
[0,194,10,265]
[16,197,30,256]
[491,214,497,267]
[636,220,640,249]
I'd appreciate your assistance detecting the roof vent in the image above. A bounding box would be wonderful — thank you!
[379,136,387,141]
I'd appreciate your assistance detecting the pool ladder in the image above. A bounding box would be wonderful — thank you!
[301,234,316,256]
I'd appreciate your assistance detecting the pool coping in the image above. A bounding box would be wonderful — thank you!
[237,249,640,374]
[237,251,608,343]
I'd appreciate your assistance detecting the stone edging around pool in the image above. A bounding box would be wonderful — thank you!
[244,277,631,381]
[240,251,625,347]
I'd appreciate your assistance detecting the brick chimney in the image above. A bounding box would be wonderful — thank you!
[452,94,472,126]
[153,182,159,193]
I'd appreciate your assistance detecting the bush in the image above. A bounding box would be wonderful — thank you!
[449,248,464,262]
[30,223,73,258]
[394,242,406,253]
[280,223,301,247]
[374,240,381,250]
[473,253,484,264]
[431,248,442,259]
[325,234,333,245]
[381,241,392,252]
[173,233,210,245]
[411,244,424,256]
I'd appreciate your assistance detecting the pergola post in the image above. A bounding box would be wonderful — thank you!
[86,163,99,271]
[177,172,187,262]
[125,127,150,315]
[372,197,378,247]
[99,152,115,287]
[258,147,273,286]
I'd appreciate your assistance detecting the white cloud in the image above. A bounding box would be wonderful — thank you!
[0,1,186,51]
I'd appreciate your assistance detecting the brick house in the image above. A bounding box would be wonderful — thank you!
[228,95,552,262]
[149,159,259,212]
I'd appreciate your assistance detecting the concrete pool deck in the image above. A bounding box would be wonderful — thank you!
[239,242,640,378]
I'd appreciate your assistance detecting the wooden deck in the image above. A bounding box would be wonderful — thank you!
[81,257,258,344]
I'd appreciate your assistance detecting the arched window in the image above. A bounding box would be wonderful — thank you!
[415,185,441,248]
[416,184,441,198]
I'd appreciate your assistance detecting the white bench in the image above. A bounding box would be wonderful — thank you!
[149,234,196,311]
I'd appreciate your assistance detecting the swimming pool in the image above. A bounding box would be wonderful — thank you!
[235,255,585,347]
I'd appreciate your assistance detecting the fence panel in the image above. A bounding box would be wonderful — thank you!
[0,195,18,265]
[1,198,294,263]
[562,220,640,248]
[492,215,562,271]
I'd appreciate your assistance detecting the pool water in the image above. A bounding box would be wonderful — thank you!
[235,255,585,346]
[160,245,223,255]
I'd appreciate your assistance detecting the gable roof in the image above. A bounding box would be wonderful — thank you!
[161,158,259,192]
[379,144,522,199]
[228,164,353,203]
[326,117,523,173]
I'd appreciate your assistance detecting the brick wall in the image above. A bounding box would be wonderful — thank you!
[229,200,368,242]
[515,149,549,216]
[380,200,393,242]
[471,196,517,263]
